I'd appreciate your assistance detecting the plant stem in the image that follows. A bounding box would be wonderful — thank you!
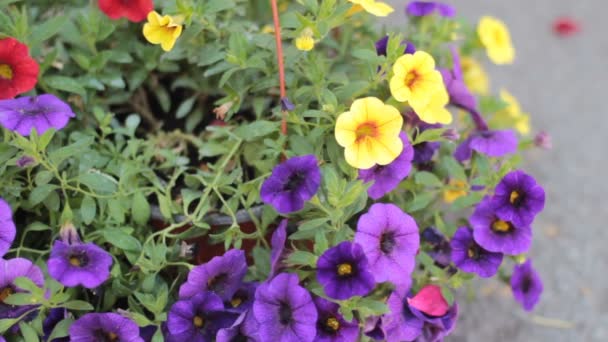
[270,0,288,136]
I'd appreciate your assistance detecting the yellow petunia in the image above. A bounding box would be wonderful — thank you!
[460,57,490,95]
[389,51,445,113]
[443,179,468,203]
[498,90,530,135]
[414,87,453,124]
[347,0,394,17]
[335,97,404,169]
[478,16,515,65]
[143,11,183,52]
[295,28,315,51]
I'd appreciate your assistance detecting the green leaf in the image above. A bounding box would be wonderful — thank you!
[234,121,279,141]
[441,286,455,306]
[13,277,43,295]
[19,320,39,341]
[0,318,18,334]
[80,196,96,225]
[102,228,141,253]
[406,192,436,212]
[413,128,448,144]
[45,76,86,97]
[286,251,318,267]
[29,15,65,45]
[63,300,94,311]
[78,171,118,194]
[4,293,36,306]
[28,184,57,206]
[175,97,197,119]
[415,171,444,188]
[47,318,73,341]
[132,192,151,225]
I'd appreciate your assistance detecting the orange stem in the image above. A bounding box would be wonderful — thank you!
[270,0,288,136]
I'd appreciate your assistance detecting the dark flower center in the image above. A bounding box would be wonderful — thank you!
[521,276,532,293]
[467,244,480,260]
[336,262,353,277]
[380,231,396,254]
[69,252,89,267]
[207,273,228,294]
[284,172,305,191]
[0,64,13,80]
[325,317,340,332]
[491,220,512,234]
[0,286,14,303]
[404,70,420,88]
[509,190,524,207]
[278,302,293,325]
[94,330,118,341]
[193,315,204,328]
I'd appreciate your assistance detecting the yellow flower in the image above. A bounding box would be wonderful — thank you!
[389,51,445,112]
[295,29,315,51]
[443,179,467,203]
[143,11,183,52]
[415,88,452,124]
[347,0,394,17]
[460,57,490,95]
[335,97,404,169]
[499,90,530,135]
[478,16,515,65]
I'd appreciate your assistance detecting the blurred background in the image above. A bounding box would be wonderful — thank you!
[382,0,608,341]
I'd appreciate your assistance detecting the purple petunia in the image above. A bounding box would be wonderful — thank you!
[316,241,375,300]
[354,203,420,285]
[225,281,257,314]
[260,155,321,214]
[440,48,477,113]
[253,273,317,342]
[470,197,532,255]
[179,249,247,301]
[406,1,455,18]
[0,197,16,257]
[359,133,414,200]
[47,240,113,289]
[375,35,416,57]
[421,227,451,267]
[69,313,143,342]
[0,258,44,321]
[450,227,503,278]
[364,316,385,341]
[410,301,459,342]
[166,291,238,341]
[511,259,543,311]
[313,296,359,342]
[454,129,518,162]
[491,170,545,226]
[217,311,260,342]
[0,94,75,136]
[270,219,288,278]
[383,288,424,342]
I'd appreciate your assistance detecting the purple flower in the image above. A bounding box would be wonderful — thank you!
[260,155,321,214]
[511,259,543,311]
[408,118,441,165]
[217,311,260,342]
[406,1,455,18]
[440,48,477,113]
[43,308,69,342]
[0,258,44,320]
[359,133,414,200]
[410,302,459,342]
[313,296,359,342]
[534,131,552,149]
[225,281,257,313]
[0,94,75,136]
[383,288,424,342]
[363,316,385,341]
[179,249,247,301]
[253,273,317,342]
[450,227,503,278]
[491,170,545,226]
[0,197,16,257]
[316,241,375,300]
[469,197,532,255]
[281,97,296,111]
[375,36,416,57]
[69,312,143,342]
[454,129,518,162]
[47,240,113,289]
[354,203,420,285]
[16,156,35,167]
[421,227,451,267]
[166,292,238,341]
[270,219,288,278]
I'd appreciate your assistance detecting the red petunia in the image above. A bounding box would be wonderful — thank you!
[0,38,39,100]
[98,0,154,23]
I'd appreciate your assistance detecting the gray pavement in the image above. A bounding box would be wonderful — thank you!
[384,0,608,341]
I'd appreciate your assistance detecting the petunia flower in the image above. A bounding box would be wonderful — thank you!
[179,249,247,301]
[375,35,416,57]
[0,38,39,100]
[354,203,420,285]
[47,240,113,289]
[414,87,453,124]
[469,197,532,255]
[69,312,143,342]
[405,1,456,18]
[316,241,375,300]
[510,259,543,311]
[335,97,404,169]
[443,179,468,203]
[269,219,288,277]
[0,258,44,323]
[166,291,239,341]
[260,155,321,214]
[450,227,503,277]
[0,94,75,136]
[98,0,154,22]
[253,273,317,342]
[383,288,424,342]
[439,48,478,113]
[224,281,257,314]
[0,198,16,257]
[363,316,385,341]
[313,296,359,342]
[407,285,448,317]
[421,227,451,267]
[217,311,260,342]
[409,296,459,342]
[143,11,183,52]
[358,132,414,200]
[348,0,394,17]
[295,28,315,51]
[491,170,545,226]
[478,16,515,65]
[534,131,552,149]
[453,128,518,162]
[460,56,490,95]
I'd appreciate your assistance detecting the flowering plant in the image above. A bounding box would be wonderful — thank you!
[0,0,549,341]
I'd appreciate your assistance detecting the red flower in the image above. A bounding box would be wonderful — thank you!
[552,17,581,37]
[0,38,39,100]
[98,0,154,23]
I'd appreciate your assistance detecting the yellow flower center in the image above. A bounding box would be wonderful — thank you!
[231,297,242,308]
[326,317,340,331]
[509,191,520,204]
[0,64,13,80]
[492,220,511,233]
[337,263,353,276]
[0,287,14,303]
[404,70,419,88]
[193,315,204,328]
[106,332,118,341]
[69,256,81,267]
[355,123,377,141]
